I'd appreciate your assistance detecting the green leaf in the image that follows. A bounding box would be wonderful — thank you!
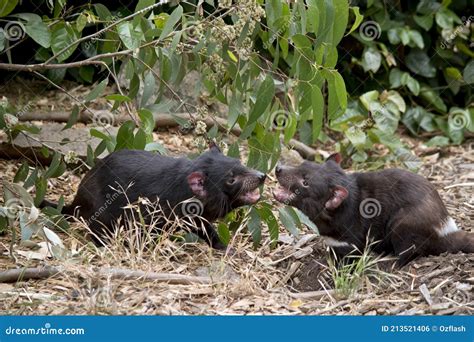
[90,128,110,141]
[346,6,364,35]
[13,13,50,48]
[117,22,144,50]
[138,108,155,135]
[76,12,88,32]
[13,162,29,183]
[247,207,262,247]
[85,78,108,102]
[389,68,403,88]
[420,86,447,112]
[332,0,349,45]
[94,3,112,21]
[387,29,401,45]
[386,91,406,113]
[346,126,366,149]
[217,222,231,245]
[327,72,347,119]
[278,206,300,237]
[43,152,62,179]
[159,5,183,40]
[406,49,436,78]
[425,136,450,147]
[51,22,79,62]
[413,14,433,31]
[400,28,410,45]
[135,0,155,12]
[145,142,167,154]
[63,105,79,130]
[133,128,147,150]
[34,177,47,206]
[406,77,420,96]
[248,75,275,125]
[294,208,318,233]
[105,94,132,102]
[115,121,136,150]
[408,30,424,49]
[256,205,279,247]
[0,0,18,17]
[140,71,156,107]
[417,0,440,15]
[361,47,382,73]
[463,60,474,84]
[359,90,379,110]
[435,7,459,30]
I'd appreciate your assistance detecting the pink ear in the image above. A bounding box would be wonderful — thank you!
[187,172,207,197]
[325,185,348,210]
[327,153,342,165]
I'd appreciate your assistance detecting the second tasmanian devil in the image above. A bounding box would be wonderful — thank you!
[273,153,473,266]
[42,143,266,249]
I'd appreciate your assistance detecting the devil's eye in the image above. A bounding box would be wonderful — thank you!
[227,178,236,185]
[302,180,309,187]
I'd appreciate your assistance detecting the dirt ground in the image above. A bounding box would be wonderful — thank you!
[0,77,473,315]
[0,123,472,315]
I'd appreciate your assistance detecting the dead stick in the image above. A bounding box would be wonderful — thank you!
[0,266,211,285]
[98,268,211,284]
[18,111,318,160]
[0,266,60,283]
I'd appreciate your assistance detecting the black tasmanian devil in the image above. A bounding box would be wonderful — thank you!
[42,143,266,249]
[273,153,474,266]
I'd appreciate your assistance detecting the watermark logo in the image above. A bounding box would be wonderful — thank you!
[1,198,27,219]
[359,21,382,41]
[448,110,470,130]
[182,20,203,41]
[92,111,115,126]
[452,288,470,304]
[181,198,204,218]
[1,21,26,42]
[359,198,382,219]
[271,110,293,130]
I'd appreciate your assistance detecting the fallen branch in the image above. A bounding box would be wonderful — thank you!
[0,266,212,285]
[0,266,60,283]
[288,289,335,299]
[18,111,318,160]
[98,267,211,284]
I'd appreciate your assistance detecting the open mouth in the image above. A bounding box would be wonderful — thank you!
[273,186,295,203]
[238,187,261,204]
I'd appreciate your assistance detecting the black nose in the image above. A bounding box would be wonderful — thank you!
[275,164,282,175]
[257,172,266,182]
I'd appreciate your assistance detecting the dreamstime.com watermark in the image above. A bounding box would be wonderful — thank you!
[4,322,85,336]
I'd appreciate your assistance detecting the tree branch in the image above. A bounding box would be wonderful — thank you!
[0,266,212,285]
[16,111,318,160]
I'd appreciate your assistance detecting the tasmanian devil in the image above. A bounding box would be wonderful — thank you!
[273,153,473,266]
[42,143,266,249]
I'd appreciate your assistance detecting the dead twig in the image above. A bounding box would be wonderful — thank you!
[0,266,212,285]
